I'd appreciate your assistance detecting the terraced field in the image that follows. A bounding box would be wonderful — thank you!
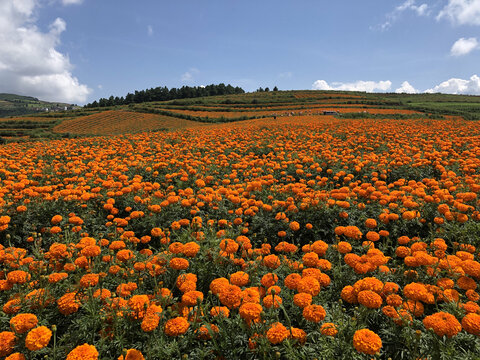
[1,90,480,359]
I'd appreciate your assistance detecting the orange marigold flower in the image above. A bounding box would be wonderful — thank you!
[66,343,98,360]
[260,273,278,288]
[461,260,480,279]
[195,324,219,340]
[5,353,26,360]
[354,277,384,294]
[284,273,301,290]
[127,295,150,319]
[50,226,62,234]
[457,276,477,291]
[116,249,135,263]
[93,289,111,301]
[263,254,281,269]
[366,231,380,242]
[0,331,16,357]
[230,271,249,286]
[303,304,326,322]
[182,291,204,306]
[311,240,328,256]
[164,317,190,336]
[357,290,383,309]
[320,323,338,337]
[239,302,263,321]
[297,276,320,296]
[263,294,282,309]
[341,286,358,304]
[25,326,52,351]
[337,241,352,254]
[169,257,189,270]
[141,304,162,332]
[218,284,242,308]
[117,349,145,360]
[293,293,312,308]
[462,313,480,336]
[290,327,307,344]
[386,294,403,307]
[423,311,461,338]
[403,282,434,304]
[343,226,362,240]
[466,289,480,302]
[79,273,99,288]
[209,278,229,295]
[365,218,377,229]
[241,287,261,304]
[48,272,68,284]
[210,306,230,318]
[302,252,319,267]
[219,239,239,254]
[289,221,300,231]
[266,322,289,344]
[57,292,81,315]
[182,242,200,257]
[7,270,30,284]
[49,243,68,258]
[176,273,197,288]
[51,215,63,224]
[81,245,101,258]
[353,329,382,355]
[10,313,38,334]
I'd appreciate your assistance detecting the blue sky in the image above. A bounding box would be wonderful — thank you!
[1,0,480,104]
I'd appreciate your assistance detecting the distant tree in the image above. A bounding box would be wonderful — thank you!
[264,87,270,92]
[84,83,245,107]
[256,87,264,92]
[98,98,108,107]
[273,86,278,91]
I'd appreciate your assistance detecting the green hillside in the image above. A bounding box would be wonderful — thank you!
[0,93,75,117]
[1,89,480,143]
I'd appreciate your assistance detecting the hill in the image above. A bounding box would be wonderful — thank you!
[1,89,480,143]
[0,93,75,118]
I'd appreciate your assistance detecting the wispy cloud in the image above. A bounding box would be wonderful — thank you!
[437,0,480,26]
[181,68,199,82]
[60,0,84,5]
[376,0,429,30]
[147,25,153,36]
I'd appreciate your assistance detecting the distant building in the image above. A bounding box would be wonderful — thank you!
[323,111,338,115]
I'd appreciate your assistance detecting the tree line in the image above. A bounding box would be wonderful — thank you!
[84,83,245,108]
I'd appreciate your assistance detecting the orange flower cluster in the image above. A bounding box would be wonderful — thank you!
[1,104,480,358]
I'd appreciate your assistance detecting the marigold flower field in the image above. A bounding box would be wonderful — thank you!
[1,104,480,359]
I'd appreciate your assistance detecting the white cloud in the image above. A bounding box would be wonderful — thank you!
[395,81,418,93]
[450,37,479,56]
[312,79,392,92]
[181,68,199,82]
[147,25,153,36]
[437,0,480,25]
[378,0,429,30]
[425,74,480,94]
[396,0,428,15]
[60,0,83,5]
[0,0,91,103]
